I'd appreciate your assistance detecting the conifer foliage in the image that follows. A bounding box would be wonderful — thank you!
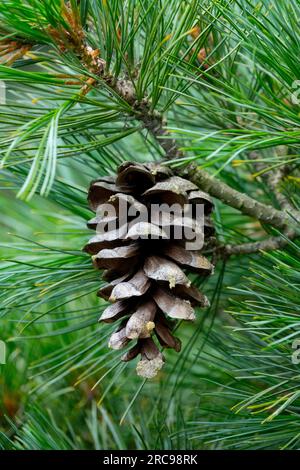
[0,0,300,451]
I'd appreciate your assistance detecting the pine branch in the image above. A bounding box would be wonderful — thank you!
[21,16,300,255]
[178,164,298,230]
[266,164,296,215]
[147,124,295,236]
[220,229,297,257]
[82,49,300,250]
[135,109,300,254]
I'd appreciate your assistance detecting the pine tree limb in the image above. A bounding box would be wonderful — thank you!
[266,165,296,215]
[220,229,297,257]
[42,26,300,249]
[137,109,299,232]
[177,163,297,230]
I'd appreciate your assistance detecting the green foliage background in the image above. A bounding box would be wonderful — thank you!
[0,0,300,450]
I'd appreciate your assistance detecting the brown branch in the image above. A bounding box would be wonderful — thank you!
[266,165,297,216]
[178,163,299,230]
[137,111,300,231]
[138,109,183,159]
[139,111,300,231]
[48,19,300,255]
[220,228,297,257]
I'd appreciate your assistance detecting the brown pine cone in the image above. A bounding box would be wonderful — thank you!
[84,162,214,378]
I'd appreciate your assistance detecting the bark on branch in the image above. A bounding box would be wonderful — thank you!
[220,229,297,257]
[178,164,296,230]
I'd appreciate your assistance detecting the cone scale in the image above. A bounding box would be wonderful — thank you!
[84,162,214,378]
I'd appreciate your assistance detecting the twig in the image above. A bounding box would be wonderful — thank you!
[220,229,297,257]
[249,148,296,215]
[266,165,296,214]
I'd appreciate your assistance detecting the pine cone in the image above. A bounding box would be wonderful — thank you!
[84,162,214,378]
